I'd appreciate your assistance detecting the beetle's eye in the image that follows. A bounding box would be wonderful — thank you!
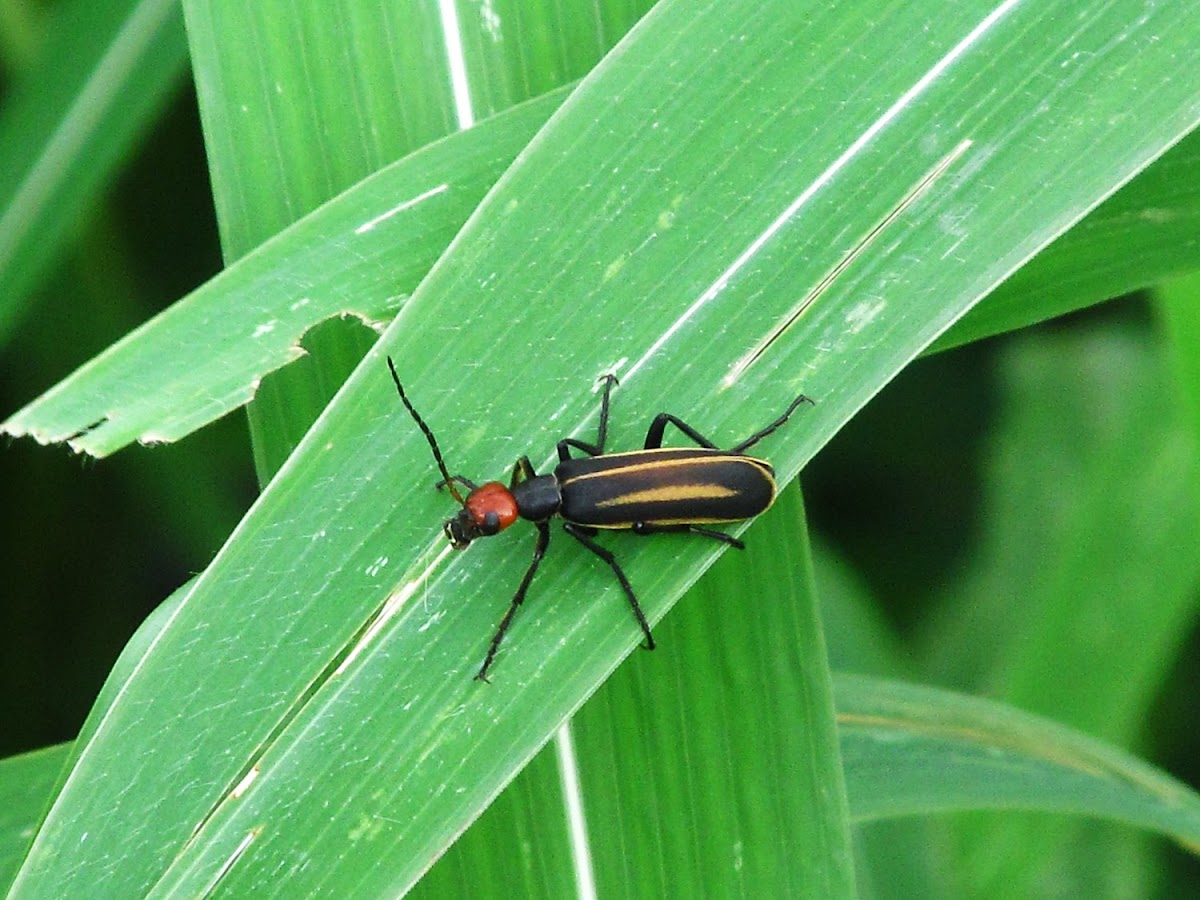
[480,512,501,536]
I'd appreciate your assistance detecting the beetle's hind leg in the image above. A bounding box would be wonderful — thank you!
[645,392,815,453]
[562,522,655,651]
[729,393,815,453]
[631,521,745,550]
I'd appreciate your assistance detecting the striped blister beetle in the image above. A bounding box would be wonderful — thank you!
[388,357,813,681]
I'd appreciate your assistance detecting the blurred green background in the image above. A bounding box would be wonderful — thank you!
[0,33,251,755]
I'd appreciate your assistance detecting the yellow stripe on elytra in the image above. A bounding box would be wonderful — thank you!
[566,454,770,484]
[593,483,739,509]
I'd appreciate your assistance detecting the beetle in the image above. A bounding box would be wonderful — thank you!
[387,357,813,681]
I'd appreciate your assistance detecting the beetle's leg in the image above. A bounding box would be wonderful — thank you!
[593,373,618,451]
[558,438,601,460]
[558,374,619,461]
[436,475,480,493]
[630,522,745,550]
[476,520,551,683]
[728,393,815,453]
[563,522,655,651]
[509,456,538,488]
[643,414,719,450]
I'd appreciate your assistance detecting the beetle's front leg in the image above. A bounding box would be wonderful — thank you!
[476,520,551,682]
[436,475,480,493]
[509,456,538,488]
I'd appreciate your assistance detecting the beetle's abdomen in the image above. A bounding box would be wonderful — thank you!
[556,448,776,528]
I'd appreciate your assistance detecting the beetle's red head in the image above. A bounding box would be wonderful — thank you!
[444,481,519,549]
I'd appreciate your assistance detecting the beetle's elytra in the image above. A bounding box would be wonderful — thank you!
[388,357,813,682]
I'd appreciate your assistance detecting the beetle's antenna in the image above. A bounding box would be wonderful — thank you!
[387,357,467,506]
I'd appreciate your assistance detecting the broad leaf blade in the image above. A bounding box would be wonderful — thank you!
[937,131,1200,352]
[573,485,857,897]
[10,62,1200,456]
[0,746,67,892]
[0,90,569,456]
[10,1,1200,897]
[838,675,1200,843]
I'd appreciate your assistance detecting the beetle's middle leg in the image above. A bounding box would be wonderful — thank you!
[562,522,654,651]
[476,520,551,682]
[642,413,719,450]
[558,373,619,460]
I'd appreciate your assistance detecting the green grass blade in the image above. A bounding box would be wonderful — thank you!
[408,746,577,899]
[936,131,1200,353]
[182,2,651,482]
[8,1,1200,896]
[184,3,646,896]
[572,484,856,897]
[0,90,569,456]
[9,53,1200,456]
[0,746,69,893]
[837,674,1200,842]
